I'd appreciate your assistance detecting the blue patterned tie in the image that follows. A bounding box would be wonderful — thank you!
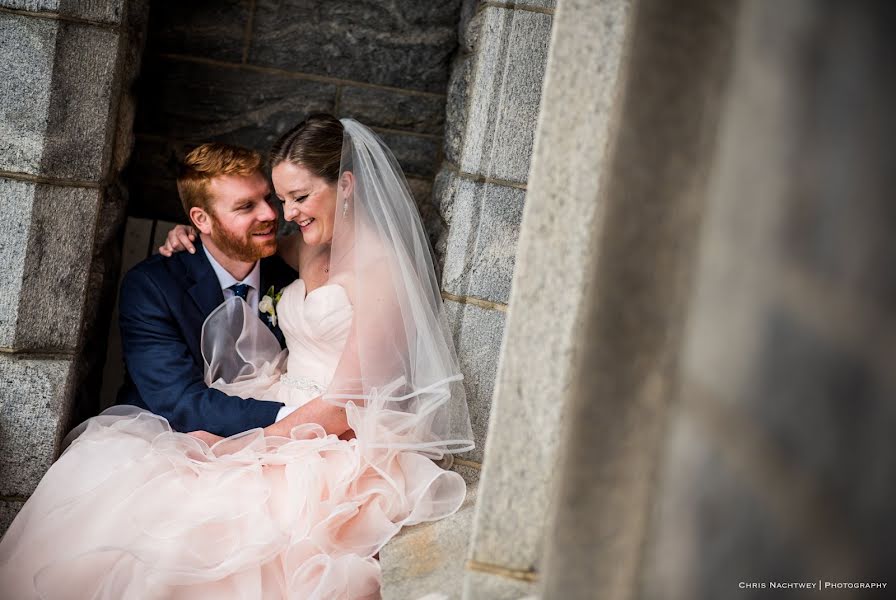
[229,283,251,302]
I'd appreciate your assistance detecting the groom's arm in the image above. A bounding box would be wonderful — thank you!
[118,267,283,437]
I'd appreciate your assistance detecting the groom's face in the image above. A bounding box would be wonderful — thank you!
[205,172,278,262]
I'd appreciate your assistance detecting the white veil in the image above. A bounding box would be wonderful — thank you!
[324,119,473,457]
[201,119,474,458]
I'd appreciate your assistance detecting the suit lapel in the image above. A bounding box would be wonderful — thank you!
[259,255,297,348]
[183,243,225,319]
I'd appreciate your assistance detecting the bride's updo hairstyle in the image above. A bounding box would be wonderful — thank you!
[269,113,346,183]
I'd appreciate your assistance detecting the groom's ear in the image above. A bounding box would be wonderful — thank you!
[190,207,213,235]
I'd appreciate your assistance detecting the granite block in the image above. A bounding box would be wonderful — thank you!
[249,0,461,93]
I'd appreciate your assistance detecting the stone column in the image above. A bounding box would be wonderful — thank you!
[637,1,896,598]
[461,1,635,598]
[0,0,147,532]
[535,0,737,598]
[530,0,896,597]
[438,0,557,486]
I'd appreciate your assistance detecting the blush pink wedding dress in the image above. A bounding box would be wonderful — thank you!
[0,279,466,599]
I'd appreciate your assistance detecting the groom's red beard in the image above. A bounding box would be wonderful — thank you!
[208,214,278,262]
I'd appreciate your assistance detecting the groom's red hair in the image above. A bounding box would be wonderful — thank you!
[177,143,263,216]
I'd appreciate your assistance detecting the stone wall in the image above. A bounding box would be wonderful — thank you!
[0,0,148,533]
[126,0,461,238]
[436,0,555,483]
[526,0,896,597]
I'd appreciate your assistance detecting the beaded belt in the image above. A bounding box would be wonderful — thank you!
[279,374,326,395]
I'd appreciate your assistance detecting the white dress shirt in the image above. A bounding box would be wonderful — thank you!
[202,245,262,312]
[202,246,296,423]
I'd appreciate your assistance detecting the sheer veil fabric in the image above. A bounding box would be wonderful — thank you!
[325,119,473,455]
[204,118,475,457]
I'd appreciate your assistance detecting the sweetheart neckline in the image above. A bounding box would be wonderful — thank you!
[284,278,347,303]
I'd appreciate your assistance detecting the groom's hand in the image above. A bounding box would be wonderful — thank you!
[159,224,196,256]
[188,430,223,446]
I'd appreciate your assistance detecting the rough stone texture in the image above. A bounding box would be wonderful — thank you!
[375,130,441,179]
[443,299,505,467]
[146,0,251,63]
[70,0,151,428]
[128,2,452,229]
[436,168,524,305]
[404,176,440,254]
[0,355,75,498]
[450,461,481,485]
[40,22,121,181]
[0,13,121,181]
[459,7,552,183]
[0,180,33,348]
[0,0,148,536]
[381,483,478,599]
[443,2,481,166]
[462,0,631,588]
[0,13,55,175]
[250,0,462,93]
[639,2,896,596]
[135,57,337,150]
[339,86,446,135]
[0,179,101,352]
[0,499,25,536]
[0,0,124,24]
[443,53,473,167]
[463,570,535,600]
[511,0,556,9]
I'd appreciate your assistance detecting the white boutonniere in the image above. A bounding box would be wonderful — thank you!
[260,285,283,327]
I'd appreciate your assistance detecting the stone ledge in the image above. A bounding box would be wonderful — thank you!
[463,568,536,600]
[381,482,478,599]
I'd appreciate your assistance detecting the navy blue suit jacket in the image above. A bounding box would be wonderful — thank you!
[116,242,297,436]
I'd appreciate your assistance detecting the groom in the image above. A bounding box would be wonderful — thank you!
[116,143,298,440]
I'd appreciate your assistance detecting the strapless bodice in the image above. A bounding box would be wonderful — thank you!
[276,278,353,393]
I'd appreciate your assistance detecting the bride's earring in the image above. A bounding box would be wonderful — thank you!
[342,198,349,218]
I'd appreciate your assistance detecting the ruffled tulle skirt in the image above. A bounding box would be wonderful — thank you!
[0,406,465,599]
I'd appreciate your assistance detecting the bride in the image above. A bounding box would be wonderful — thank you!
[0,115,474,599]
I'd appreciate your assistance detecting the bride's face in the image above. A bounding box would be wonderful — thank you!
[272,161,337,247]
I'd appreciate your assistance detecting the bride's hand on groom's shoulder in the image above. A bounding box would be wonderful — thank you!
[159,224,196,256]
